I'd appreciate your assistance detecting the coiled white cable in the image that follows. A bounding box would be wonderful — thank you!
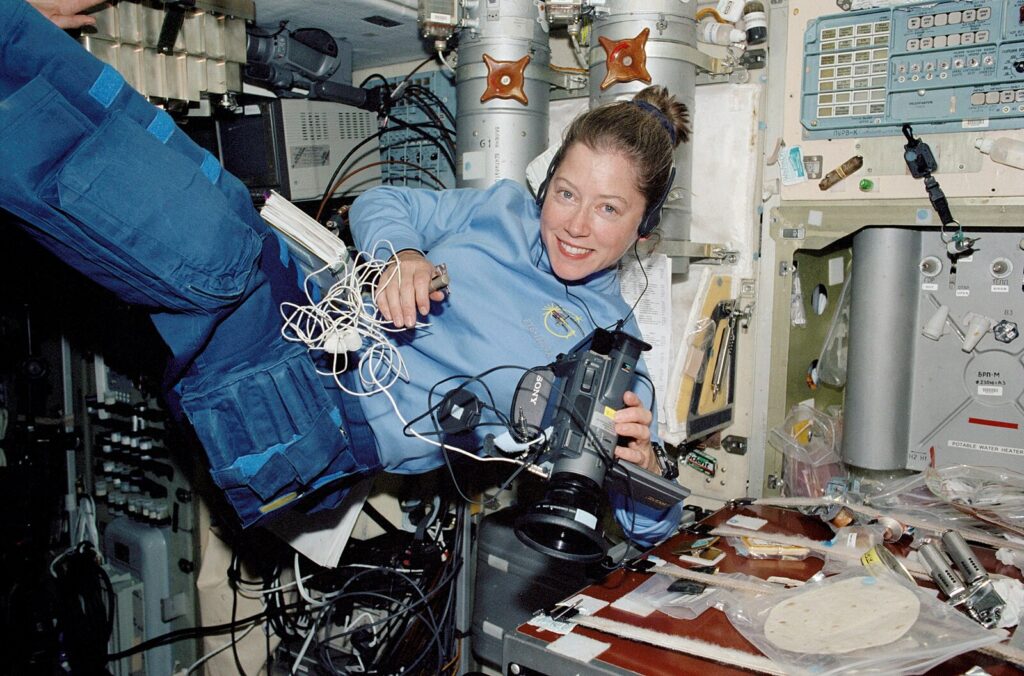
[279,240,425,397]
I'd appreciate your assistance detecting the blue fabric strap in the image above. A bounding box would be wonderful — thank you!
[146,110,175,143]
[200,151,222,183]
[87,64,123,108]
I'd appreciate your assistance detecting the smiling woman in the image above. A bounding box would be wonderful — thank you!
[349,85,692,545]
[540,143,647,281]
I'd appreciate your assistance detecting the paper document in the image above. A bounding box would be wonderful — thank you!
[620,252,672,421]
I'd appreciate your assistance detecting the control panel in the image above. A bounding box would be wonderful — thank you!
[802,0,1024,138]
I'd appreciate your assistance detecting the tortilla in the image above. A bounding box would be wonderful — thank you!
[763,576,920,654]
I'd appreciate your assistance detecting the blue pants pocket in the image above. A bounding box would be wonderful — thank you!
[178,343,377,525]
[41,114,261,311]
[0,75,261,311]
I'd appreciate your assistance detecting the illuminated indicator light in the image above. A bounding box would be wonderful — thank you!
[967,417,1019,430]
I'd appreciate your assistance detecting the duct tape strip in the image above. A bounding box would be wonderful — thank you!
[653,564,783,595]
[573,614,797,675]
[979,637,1024,667]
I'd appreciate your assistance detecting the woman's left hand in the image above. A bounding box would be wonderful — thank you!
[613,391,660,474]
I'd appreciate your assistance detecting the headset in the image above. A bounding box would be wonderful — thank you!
[534,145,676,239]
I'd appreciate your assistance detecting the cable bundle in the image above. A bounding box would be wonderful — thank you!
[278,240,427,397]
[52,542,114,675]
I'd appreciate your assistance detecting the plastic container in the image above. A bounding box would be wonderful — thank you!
[975,137,1024,169]
[699,18,745,45]
[742,2,767,44]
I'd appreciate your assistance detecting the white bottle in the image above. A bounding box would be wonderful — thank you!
[975,137,1024,169]
[699,18,745,45]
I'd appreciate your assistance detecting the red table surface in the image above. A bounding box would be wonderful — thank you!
[514,504,1023,676]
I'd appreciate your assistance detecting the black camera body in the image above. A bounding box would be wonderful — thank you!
[510,328,689,562]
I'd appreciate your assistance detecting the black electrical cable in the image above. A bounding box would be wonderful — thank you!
[390,55,435,98]
[320,590,442,672]
[375,569,443,671]
[318,561,463,642]
[563,281,600,330]
[358,72,392,88]
[400,365,535,442]
[318,128,387,214]
[425,380,546,505]
[401,89,455,147]
[53,542,115,675]
[619,239,650,330]
[230,570,249,676]
[105,607,276,661]
[245,20,289,38]
[386,117,456,173]
[406,84,456,127]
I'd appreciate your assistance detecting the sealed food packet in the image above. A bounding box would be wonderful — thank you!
[732,536,811,560]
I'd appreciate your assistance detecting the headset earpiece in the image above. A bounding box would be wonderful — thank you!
[637,166,676,238]
[534,147,564,209]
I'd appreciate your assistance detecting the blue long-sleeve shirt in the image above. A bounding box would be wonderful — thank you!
[350,179,683,545]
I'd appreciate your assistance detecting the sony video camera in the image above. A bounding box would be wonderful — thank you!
[509,328,689,563]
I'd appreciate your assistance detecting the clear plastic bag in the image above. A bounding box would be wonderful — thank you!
[613,565,721,621]
[770,405,846,501]
[723,568,1003,675]
[817,261,852,388]
[867,465,1024,538]
[728,536,812,561]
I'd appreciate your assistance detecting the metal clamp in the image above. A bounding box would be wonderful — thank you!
[640,239,738,265]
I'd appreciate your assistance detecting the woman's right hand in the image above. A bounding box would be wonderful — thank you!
[375,250,445,328]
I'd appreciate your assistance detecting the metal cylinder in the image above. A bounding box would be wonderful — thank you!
[942,530,987,587]
[455,0,551,188]
[842,227,921,470]
[919,542,966,599]
[589,1,697,273]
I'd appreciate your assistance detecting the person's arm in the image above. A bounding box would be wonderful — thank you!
[610,360,684,546]
[28,0,99,29]
[609,492,684,547]
[349,184,493,327]
[349,184,488,262]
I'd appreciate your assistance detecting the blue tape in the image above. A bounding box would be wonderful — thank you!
[200,151,222,184]
[88,64,124,108]
[146,110,175,143]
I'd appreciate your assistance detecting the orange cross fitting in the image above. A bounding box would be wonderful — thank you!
[598,27,652,90]
[481,53,531,105]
